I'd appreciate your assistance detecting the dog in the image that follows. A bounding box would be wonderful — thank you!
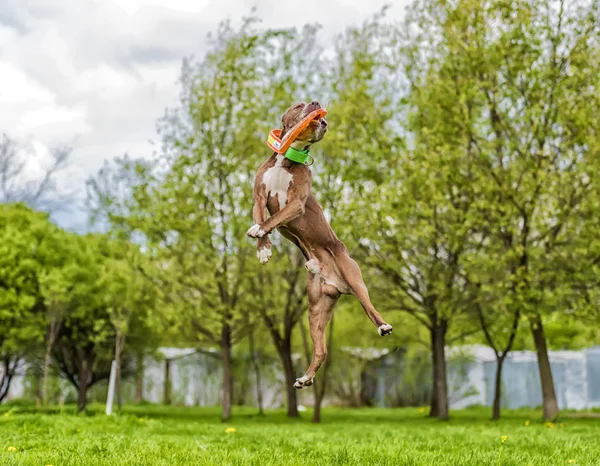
[247,101,392,389]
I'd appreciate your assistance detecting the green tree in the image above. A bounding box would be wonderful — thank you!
[244,22,325,418]
[402,0,600,420]
[0,204,51,401]
[96,236,158,411]
[299,9,404,422]
[52,234,115,412]
[89,18,286,421]
[37,230,80,406]
[249,243,306,417]
[318,8,481,421]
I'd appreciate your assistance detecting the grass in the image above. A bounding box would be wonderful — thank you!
[0,404,599,465]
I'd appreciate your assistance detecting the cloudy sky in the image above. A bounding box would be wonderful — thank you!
[0,0,405,230]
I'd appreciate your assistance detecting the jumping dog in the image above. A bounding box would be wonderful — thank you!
[247,101,393,389]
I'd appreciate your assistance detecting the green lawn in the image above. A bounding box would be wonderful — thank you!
[0,404,598,465]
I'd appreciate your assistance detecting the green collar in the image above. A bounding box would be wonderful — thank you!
[284,147,314,165]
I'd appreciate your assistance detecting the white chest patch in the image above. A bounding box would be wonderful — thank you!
[262,154,293,207]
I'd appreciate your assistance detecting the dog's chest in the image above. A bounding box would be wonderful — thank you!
[262,154,293,207]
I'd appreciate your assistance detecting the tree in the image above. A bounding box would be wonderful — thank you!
[96,237,157,411]
[414,1,599,419]
[38,252,72,406]
[464,256,524,420]
[88,18,285,421]
[249,244,306,417]
[398,0,600,421]
[242,21,324,419]
[52,234,116,412]
[314,8,482,421]
[300,9,405,422]
[246,323,265,415]
[0,134,75,212]
[0,204,54,401]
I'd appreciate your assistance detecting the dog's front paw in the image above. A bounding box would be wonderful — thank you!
[257,247,272,264]
[378,324,393,336]
[293,376,314,390]
[247,224,266,238]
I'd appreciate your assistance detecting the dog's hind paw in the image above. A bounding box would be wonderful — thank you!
[378,324,393,336]
[257,247,272,264]
[293,376,314,390]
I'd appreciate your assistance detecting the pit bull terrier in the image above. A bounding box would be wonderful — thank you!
[247,101,392,389]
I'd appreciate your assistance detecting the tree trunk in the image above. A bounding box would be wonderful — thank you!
[43,319,60,406]
[221,323,233,422]
[299,319,311,367]
[429,351,439,417]
[312,314,334,423]
[0,358,15,403]
[313,389,323,423]
[163,358,171,405]
[492,355,506,420]
[430,320,449,420]
[248,328,264,415]
[33,370,42,407]
[115,333,124,411]
[262,316,300,417]
[42,343,53,406]
[77,362,89,412]
[135,351,144,404]
[278,338,299,418]
[530,315,559,420]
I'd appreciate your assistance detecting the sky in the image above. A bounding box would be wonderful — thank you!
[0,0,406,230]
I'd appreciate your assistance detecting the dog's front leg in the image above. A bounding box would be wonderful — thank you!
[247,183,273,263]
[256,236,272,264]
[258,198,305,235]
[248,173,310,238]
[248,183,308,238]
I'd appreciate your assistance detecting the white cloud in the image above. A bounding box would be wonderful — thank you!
[0,62,54,103]
[17,104,89,134]
[0,0,406,230]
[115,0,211,15]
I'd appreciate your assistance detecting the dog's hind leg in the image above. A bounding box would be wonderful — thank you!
[336,251,393,336]
[293,272,340,389]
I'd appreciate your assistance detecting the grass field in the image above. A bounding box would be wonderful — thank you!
[0,404,599,466]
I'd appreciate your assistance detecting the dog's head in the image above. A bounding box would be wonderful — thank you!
[280,101,328,149]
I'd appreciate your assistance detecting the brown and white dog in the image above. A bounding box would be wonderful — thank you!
[247,101,392,389]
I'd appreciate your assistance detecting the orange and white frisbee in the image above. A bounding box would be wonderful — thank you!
[266,108,327,154]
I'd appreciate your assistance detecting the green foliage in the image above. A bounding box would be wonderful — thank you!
[404,0,600,322]
[77,0,599,418]
[51,235,115,386]
[0,204,51,354]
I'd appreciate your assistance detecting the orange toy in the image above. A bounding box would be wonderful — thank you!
[266,108,327,154]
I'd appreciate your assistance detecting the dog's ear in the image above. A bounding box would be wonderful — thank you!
[280,102,305,139]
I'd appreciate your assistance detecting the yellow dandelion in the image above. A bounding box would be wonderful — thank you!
[224,427,236,433]
[501,435,507,444]
[418,407,425,413]
[7,446,16,452]
[545,421,555,428]
[568,460,576,464]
